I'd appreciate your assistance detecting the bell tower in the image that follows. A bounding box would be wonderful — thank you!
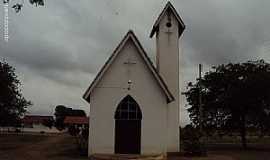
[150,1,185,152]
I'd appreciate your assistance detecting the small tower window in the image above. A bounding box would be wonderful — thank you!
[166,22,172,28]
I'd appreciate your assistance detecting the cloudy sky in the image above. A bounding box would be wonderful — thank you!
[0,0,270,125]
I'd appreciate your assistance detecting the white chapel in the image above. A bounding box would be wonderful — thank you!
[83,1,185,156]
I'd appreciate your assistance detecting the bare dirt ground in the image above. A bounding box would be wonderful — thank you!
[0,133,88,160]
[205,143,270,160]
[1,133,270,160]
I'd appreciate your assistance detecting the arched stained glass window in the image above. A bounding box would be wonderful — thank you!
[114,95,142,120]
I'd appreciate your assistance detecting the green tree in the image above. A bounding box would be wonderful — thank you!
[0,60,32,127]
[54,105,67,130]
[184,60,270,149]
[54,105,86,130]
[3,0,44,13]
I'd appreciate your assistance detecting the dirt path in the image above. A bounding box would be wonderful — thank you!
[0,134,87,160]
[2,135,62,160]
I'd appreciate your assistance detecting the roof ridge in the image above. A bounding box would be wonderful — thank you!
[150,1,185,38]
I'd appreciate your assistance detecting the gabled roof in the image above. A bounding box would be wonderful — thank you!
[22,115,53,124]
[64,116,89,125]
[83,30,174,103]
[150,1,185,38]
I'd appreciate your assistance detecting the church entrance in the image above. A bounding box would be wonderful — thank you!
[114,95,142,154]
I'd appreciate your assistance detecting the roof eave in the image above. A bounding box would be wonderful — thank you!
[83,94,90,103]
[167,97,175,104]
[150,26,157,38]
[150,22,185,38]
[83,85,91,103]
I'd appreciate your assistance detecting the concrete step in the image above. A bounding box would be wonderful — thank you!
[90,154,166,160]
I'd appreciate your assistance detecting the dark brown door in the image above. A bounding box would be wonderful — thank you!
[115,120,141,154]
[114,95,142,154]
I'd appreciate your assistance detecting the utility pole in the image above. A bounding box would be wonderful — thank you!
[199,64,207,154]
[199,64,203,134]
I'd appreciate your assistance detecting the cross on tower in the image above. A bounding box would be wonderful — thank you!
[124,57,136,65]
[165,29,173,41]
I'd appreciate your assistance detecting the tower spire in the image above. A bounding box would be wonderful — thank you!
[150,1,185,38]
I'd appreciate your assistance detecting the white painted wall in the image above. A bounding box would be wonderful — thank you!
[88,39,169,155]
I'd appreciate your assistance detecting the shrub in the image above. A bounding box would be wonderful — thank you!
[181,125,207,156]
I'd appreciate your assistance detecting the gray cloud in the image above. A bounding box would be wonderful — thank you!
[0,0,270,126]
[179,0,270,65]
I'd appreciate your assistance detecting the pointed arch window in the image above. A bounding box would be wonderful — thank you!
[115,95,142,120]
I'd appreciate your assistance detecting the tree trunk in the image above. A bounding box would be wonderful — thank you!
[240,114,247,149]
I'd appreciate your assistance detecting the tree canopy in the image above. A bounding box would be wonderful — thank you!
[184,60,270,148]
[0,60,32,127]
[3,0,44,13]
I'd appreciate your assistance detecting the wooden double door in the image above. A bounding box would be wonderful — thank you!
[114,95,142,154]
[115,119,141,154]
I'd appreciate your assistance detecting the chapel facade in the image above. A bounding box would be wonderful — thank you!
[83,1,185,156]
